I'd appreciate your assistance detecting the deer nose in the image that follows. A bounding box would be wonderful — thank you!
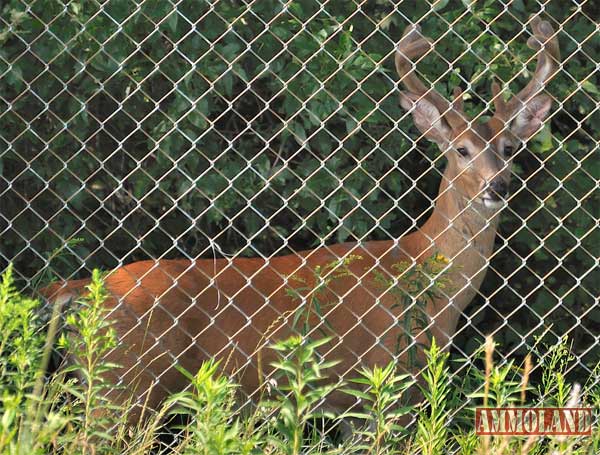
[489,180,508,199]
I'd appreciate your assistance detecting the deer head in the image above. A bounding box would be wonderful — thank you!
[396,17,560,211]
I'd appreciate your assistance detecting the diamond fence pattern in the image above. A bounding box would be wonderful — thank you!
[0,0,598,435]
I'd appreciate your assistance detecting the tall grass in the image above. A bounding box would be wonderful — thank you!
[0,265,597,454]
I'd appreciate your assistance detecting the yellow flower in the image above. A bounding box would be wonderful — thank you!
[435,253,450,264]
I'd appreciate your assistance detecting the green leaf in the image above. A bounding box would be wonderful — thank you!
[532,124,553,153]
[581,80,600,97]
[166,11,178,34]
[433,0,450,11]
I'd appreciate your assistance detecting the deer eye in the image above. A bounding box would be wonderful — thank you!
[456,147,469,157]
[504,145,514,157]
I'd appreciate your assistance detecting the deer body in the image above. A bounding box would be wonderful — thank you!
[40,18,559,421]
[40,173,501,419]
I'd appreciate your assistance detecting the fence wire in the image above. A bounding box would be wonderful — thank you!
[0,0,598,442]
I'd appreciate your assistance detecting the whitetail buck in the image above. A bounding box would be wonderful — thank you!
[41,18,559,421]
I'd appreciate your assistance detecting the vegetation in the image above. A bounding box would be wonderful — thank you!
[0,266,599,454]
[0,0,597,378]
[0,0,597,452]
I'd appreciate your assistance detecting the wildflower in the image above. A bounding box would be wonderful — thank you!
[435,253,450,264]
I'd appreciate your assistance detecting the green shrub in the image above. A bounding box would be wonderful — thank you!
[0,1,597,380]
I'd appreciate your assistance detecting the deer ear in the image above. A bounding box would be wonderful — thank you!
[399,92,451,145]
[510,94,552,141]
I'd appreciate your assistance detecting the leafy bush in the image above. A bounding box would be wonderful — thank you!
[0,0,597,388]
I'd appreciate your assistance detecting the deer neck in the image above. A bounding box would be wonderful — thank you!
[421,169,501,263]
[398,165,502,340]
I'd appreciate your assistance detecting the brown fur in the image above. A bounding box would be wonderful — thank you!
[39,176,502,420]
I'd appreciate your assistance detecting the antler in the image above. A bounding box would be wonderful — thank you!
[395,25,468,131]
[494,16,560,120]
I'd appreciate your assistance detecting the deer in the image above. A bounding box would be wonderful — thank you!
[40,17,559,424]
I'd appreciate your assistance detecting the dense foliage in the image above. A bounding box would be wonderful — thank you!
[0,268,598,454]
[0,0,598,375]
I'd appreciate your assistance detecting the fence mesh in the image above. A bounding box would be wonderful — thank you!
[0,0,598,440]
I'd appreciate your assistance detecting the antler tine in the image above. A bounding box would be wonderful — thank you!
[491,81,507,117]
[452,86,464,113]
[395,25,467,130]
[505,16,560,119]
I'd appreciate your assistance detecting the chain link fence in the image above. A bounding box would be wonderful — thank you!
[0,0,598,433]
